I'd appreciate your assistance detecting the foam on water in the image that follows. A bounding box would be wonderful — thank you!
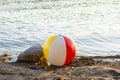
[0,0,120,56]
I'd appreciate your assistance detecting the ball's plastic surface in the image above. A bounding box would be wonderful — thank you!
[43,35,76,66]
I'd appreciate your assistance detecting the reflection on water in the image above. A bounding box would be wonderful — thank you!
[0,0,120,56]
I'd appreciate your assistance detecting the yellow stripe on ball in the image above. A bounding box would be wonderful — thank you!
[43,35,58,61]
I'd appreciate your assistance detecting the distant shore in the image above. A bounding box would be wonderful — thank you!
[0,55,120,80]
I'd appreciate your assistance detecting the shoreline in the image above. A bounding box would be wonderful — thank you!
[0,55,120,80]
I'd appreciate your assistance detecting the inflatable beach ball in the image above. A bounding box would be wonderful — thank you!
[43,35,76,66]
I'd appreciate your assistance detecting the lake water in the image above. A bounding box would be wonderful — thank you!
[0,0,120,56]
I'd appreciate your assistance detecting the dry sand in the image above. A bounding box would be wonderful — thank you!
[0,55,120,80]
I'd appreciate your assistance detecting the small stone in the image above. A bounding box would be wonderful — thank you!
[53,77,62,80]
[33,78,39,80]
[29,65,40,69]
[3,54,8,57]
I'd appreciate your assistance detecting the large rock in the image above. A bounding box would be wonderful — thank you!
[18,44,43,62]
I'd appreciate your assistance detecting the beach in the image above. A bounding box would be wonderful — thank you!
[0,55,120,80]
[0,0,120,79]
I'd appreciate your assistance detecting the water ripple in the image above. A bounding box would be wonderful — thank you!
[0,0,120,56]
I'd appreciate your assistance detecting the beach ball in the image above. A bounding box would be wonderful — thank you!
[43,34,76,66]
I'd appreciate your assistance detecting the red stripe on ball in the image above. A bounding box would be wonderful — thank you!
[63,36,76,65]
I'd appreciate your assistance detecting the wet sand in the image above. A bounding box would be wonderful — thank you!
[0,55,120,80]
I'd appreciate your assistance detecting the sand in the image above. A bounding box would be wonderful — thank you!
[0,55,120,80]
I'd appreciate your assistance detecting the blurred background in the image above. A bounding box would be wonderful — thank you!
[0,0,120,56]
